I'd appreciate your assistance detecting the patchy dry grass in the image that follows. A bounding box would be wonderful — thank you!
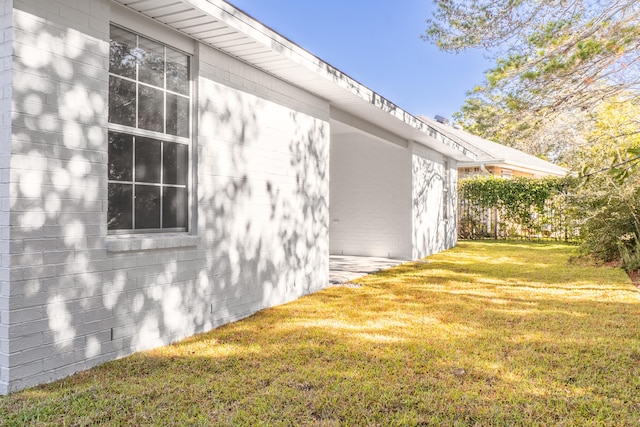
[1,241,639,426]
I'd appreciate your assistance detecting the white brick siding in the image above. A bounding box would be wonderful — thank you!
[2,0,330,393]
[411,143,457,259]
[329,132,412,259]
[0,0,11,397]
[6,0,110,393]
[1,0,458,394]
[329,133,456,262]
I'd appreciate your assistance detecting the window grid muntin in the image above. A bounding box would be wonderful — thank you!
[108,25,191,138]
[108,132,188,233]
[108,24,191,234]
[109,65,191,132]
[107,123,190,145]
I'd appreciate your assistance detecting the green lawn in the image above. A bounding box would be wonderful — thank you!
[1,241,639,426]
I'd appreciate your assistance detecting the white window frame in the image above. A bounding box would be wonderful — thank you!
[107,22,194,235]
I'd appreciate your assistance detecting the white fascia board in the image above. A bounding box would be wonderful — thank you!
[412,134,476,162]
[331,108,409,149]
[413,138,474,162]
[181,0,361,90]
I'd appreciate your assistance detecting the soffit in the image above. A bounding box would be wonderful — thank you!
[113,0,476,161]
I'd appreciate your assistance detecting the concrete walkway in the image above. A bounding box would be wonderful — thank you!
[329,255,407,285]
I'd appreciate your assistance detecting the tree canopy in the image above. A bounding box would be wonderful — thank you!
[425,0,640,113]
[425,0,640,159]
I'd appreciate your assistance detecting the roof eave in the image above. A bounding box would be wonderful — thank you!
[114,0,477,162]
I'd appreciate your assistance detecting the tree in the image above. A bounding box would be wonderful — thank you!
[425,0,640,161]
[425,0,640,114]
[554,101,640,267]
[454,97,589,164]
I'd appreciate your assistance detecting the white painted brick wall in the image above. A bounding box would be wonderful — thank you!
[450,165,458,248]
[3,0,330,394]
[329,132,412,259]
[0,0,11,396]
[329,134,456,262]
[197,42,330,316]
[411,143,457,259]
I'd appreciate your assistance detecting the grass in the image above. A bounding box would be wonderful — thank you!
[1,241,640,426]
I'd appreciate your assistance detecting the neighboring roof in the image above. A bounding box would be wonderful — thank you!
[113,0,477,162]
[418,116,568,177]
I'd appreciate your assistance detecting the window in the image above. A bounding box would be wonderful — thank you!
[108,25,191,232]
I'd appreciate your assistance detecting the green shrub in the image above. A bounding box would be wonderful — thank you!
[572,173,640,267]
[458,176,569,239]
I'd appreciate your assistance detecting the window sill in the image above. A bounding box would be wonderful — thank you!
[106,233,200,252]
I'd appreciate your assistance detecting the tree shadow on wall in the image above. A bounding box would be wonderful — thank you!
[412,155,450,258]
[7,7,329,392]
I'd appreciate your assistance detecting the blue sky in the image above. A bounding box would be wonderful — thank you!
[228,0,493,120]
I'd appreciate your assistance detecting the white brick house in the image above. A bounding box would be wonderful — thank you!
[0,0,474,394]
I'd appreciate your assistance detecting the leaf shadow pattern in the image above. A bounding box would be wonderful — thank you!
[412,146,457,258]
[4,8,330,393]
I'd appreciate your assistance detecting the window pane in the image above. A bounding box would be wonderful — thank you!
[108,132,133,181]
[135,185,160,229]
[163,142,188,185]
[166,94,189,137]
[109,25,136,79]
[135,137,161,183]
[108,183,133,230]
[138,36,164,88]
[109,76,136,127]
[166,48,189,95]
[108,27,191,233]
[138,85,164,133]
[163,187,188,229]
